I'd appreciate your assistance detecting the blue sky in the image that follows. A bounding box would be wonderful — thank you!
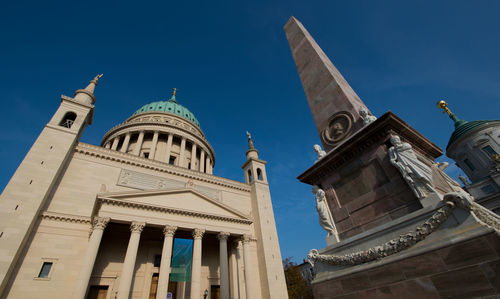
[1,1,500,263]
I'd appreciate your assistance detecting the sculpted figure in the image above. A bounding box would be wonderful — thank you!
[359,108,377,126]
[389,135,437,199]
[313,144,326,161]
[332,122,345,138]
[312,185,337,237]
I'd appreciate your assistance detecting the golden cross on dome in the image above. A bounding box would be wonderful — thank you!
[173,88,177,97]
[437,100,453,116]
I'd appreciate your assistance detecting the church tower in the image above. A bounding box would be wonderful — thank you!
[241,133,288,299]
[0,75,100,294]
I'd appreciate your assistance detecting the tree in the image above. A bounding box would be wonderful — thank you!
[283,257,313,299]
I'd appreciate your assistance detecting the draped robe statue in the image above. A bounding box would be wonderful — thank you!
[389,135,437,199]
[312,185,337,237]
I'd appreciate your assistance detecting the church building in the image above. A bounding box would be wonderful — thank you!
[0,76,288,299]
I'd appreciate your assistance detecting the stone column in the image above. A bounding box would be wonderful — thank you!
[120,132,131,153]
[242,235,256,299]
[165,133,174,163]
[117,222,146,299]
[200,151,205,173]
[229,243,238,299]
[218,232,230,299]
[190,143,197,170]
[190,228,205,299]
[133,131,145,156]
[105,142,111,149]
[156,225,177,299]
[205,157,210,174]
[72,217,110,299]
[111,137,120,150]
[149,131,159,160]
[179,137,187,167]
[207,159,213,174]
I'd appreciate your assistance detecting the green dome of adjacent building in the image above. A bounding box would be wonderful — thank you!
[133,96,201,128]
[447,118,500,150]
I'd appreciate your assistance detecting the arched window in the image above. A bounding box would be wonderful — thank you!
[59,112,77,128]
[247,169,253,183]
[257,168,263,181]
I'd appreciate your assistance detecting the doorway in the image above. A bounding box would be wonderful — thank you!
[87,285,108,299]
[210,285,220,299]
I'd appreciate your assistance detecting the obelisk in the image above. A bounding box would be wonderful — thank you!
[284,16,370,151]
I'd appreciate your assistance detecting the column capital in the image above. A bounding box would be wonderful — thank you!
[130,221,146,233]
[241,234,253,244]
[163,225,177,237]
[218,231,230,241]
[192,228,205,240]
[92,217,110,230]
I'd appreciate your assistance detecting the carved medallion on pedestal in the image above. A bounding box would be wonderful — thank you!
[321,112,353,146]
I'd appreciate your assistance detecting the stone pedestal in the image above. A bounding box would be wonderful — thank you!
[298,112,445,239]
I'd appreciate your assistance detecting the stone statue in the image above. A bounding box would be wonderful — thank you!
[359,108,377,126]
[389,135,437,199]
[312,185,337,237]
[313,144,326,161]
[459,175,470,186]
[246,131,254,149]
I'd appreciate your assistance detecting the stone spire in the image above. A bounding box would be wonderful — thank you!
[74,74,102,105]
[284,17,371,151]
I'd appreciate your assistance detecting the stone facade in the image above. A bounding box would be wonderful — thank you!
[0,79,288,299]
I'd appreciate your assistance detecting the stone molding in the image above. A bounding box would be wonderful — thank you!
[130,221,146,233]
[41,211,91,224]
[97,197,253,225]
[193,228,205,239]
[218,231,230,241]
[104,112,205,140]
[75,142,249,192]
[92,217,110,230]
[163,225,177,237]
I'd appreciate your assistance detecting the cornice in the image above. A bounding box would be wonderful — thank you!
[41,211,91,224]
[75,142,250,192]
[97,197,253,225]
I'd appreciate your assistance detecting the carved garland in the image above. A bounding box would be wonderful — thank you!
[308,191,500,267]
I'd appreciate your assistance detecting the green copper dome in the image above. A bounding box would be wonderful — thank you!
[133,96,201,128]
[446,114,500,149]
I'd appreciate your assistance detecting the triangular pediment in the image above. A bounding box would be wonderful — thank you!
[96,188,251,223]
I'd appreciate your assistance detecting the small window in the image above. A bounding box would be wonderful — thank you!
[482,145,498,158]
[169,156,176,165]
[154,255,161,267]
[38,262,53,278]
[143,152,150,159]
[464,158,475,171]
[59,112,77,128]
[188,162,191,169]
[257,168,263,181]
[248,169,253,182]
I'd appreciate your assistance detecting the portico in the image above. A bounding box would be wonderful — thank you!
[72,189,255,299]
